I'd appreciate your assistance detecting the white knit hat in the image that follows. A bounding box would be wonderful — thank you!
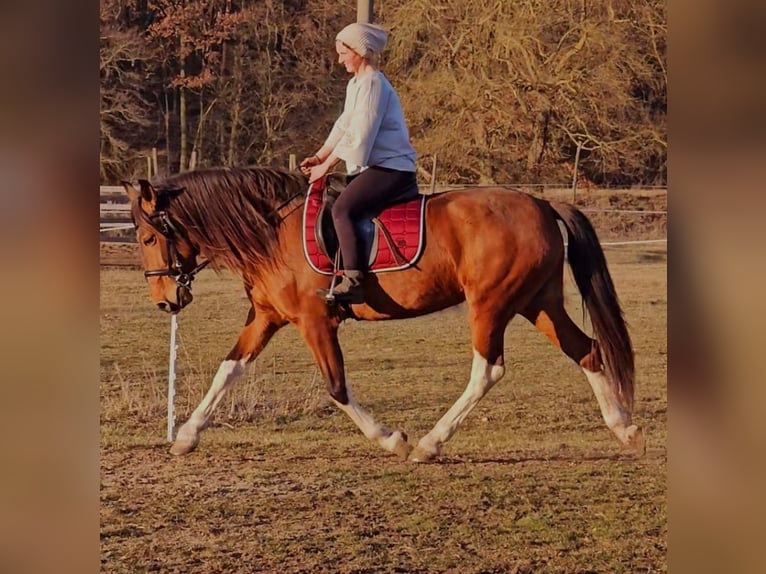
[336,23,388,57]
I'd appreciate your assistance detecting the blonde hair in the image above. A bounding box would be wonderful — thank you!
[366,51,381,67]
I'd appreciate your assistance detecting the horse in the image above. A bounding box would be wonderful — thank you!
[123,166,645,462]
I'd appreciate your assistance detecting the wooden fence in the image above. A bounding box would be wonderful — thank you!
[100,185,134,241]
[101,182,667,244]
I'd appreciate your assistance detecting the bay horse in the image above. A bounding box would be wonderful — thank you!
[123,167,645,461]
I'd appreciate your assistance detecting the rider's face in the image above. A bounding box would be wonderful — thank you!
[336,42,364,74]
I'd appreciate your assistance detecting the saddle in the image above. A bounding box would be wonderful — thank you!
[302,174,427,275]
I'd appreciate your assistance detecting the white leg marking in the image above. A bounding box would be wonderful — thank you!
[418,349,505,454]
[582,368,634,443]
[333,390,388,441]
[175,358,248,443]
[333,387,410,457]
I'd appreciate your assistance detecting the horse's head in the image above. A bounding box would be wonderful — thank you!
[123,180,207,314]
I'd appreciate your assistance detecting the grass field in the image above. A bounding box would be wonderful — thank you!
[100,235,666,573]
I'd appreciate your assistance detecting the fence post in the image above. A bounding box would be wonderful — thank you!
[430,154,438,194]
[357,0,373,23]
[571,142,583,203]
[167,314,178,442]
[152,147,159,178]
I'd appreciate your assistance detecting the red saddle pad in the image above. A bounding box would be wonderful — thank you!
[302,179,426,275]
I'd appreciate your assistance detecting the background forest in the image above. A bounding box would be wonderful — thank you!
[100,0,666,186]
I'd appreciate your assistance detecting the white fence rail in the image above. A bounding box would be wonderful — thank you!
[100,184,668,244]
[100,185,134,235]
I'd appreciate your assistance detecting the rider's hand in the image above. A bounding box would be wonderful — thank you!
[299,155,321,175]
[308,162,329,183]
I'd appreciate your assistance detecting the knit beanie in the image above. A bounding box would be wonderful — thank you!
[336,23,388,58]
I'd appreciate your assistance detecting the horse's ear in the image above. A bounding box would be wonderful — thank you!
[137,179,157,203]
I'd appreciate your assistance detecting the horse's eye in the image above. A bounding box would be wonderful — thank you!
[143,235,157,246]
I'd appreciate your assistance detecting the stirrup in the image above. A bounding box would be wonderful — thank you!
[316,287,337,303]
[323,286,364,304]
[316,279,365,305]
[317,253,365,304]
[316,251,345,304]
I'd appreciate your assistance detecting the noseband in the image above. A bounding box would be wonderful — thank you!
[144,210,209,291]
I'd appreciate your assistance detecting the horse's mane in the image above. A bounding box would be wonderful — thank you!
[148,167,307,273]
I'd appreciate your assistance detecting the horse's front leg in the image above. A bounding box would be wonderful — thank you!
[299,315,412,460]
[170,309,285,455]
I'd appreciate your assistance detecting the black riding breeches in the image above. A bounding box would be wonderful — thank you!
[331,166,417,271]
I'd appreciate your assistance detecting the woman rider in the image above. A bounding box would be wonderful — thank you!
[300,22,418,304]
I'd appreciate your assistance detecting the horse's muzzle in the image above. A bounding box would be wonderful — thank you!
[177,284,194,308]
[157,301,181,314]
[156,285,193,314]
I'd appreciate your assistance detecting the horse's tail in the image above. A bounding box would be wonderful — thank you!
[550,201,634,412]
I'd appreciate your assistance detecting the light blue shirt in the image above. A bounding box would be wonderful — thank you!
[324,71,417,175]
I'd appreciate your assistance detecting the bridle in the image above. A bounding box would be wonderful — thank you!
[143,210,209,292]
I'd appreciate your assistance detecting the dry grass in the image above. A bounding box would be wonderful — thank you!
[100,239,666,573]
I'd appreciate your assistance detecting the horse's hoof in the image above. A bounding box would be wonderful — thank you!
[169,438,198,456]
[382,430,412,460]
[392,432,413,461]
[410,443,440,463]
[624,424,646,456]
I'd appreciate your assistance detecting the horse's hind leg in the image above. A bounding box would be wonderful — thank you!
[521,290,645,454]
[170,309,285,456]
[411,305,508,462]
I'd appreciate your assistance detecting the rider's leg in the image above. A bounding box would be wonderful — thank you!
[331,166,417,297]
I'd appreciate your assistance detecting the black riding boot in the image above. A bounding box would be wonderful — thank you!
[331,269,365,303]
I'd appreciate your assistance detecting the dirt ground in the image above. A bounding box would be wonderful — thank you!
[100,189,666,573]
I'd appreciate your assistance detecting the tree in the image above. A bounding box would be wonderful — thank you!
[146,0,247,171]
[384,0,666,185]
[213,0,349,167]
[100,0,153,182]
[98,0,666,186]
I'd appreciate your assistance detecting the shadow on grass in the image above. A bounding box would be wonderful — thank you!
[434,450,656,465]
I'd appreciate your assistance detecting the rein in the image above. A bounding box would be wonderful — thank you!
[144,210,210,290]
[271,189,304,221]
